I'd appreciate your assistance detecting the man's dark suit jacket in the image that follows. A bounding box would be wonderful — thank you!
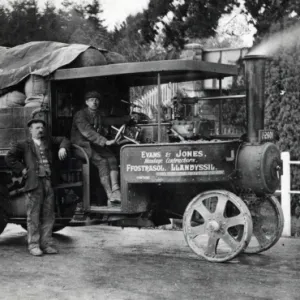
[5,137,70,192]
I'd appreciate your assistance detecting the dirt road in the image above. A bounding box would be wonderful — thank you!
[0,224,300,300]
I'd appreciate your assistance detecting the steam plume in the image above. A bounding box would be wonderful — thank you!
[249,22,300,56]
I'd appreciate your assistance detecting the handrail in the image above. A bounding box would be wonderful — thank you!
[72,144,89,165]
[197,95,246,101]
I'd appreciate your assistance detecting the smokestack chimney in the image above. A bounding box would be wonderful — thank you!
[243,55,268,143]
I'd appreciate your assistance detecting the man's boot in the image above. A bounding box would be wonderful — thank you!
[110,170,121,205]
[100,176,113,203]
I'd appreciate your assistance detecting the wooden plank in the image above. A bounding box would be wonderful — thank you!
[0,129,26,147]
[0,109,13,128]
[54,182,83,189]
[13,107,24,128]
[197,95,246,101]
[89,205,122,214]
[24,107,40,126]
[0,107,39,129]
[82,164,90,211]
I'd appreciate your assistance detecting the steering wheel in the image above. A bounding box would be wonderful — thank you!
[114,124,126,143]
[112,125,140,144]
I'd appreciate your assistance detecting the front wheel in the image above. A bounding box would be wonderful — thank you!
[183,190,253,262]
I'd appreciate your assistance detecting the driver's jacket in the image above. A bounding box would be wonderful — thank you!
[71,107,108,158]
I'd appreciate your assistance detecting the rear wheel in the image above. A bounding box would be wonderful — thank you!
[243,195,284,254]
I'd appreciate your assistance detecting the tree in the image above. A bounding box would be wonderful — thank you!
[243,0,300,40]
[0,0,110,48]
[108,13,149,61]
[38,1,66,42]
[2,0,41,46]
[0,0,67,46]
[138,0,240,49]
[59,0,108,47]
[0,6,10,47]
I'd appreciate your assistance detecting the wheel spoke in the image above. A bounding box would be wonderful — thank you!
[215,196,228,215]
[193,202,212,221]
[226,214,245,228]
[222,232,240,250]
[206,236,218,256]
[188,224,206,239]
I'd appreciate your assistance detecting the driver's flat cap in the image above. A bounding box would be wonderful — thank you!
[84,91,102,101]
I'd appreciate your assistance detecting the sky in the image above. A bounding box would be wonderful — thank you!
[32,0,150,30]
[101,0,150,30]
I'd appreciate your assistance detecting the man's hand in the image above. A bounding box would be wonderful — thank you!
[105,140,116,146]
[58,148,67,160]
[22,168,28,179]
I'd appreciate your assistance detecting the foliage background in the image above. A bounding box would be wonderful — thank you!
[263,17,300,212]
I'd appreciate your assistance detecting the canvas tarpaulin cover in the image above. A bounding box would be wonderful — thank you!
[0,41,91,90]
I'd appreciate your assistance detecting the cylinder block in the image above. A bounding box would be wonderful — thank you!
[237,142,281,194]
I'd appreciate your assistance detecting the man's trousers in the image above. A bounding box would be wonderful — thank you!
[25,177,55,250]
[90,145,118,177]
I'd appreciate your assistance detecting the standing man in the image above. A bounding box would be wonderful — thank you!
[5,119,70,256]
[71,91,121,206]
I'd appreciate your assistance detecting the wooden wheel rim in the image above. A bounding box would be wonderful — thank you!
[183,190,253,262]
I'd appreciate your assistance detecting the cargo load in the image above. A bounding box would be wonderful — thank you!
[0,41,127,109]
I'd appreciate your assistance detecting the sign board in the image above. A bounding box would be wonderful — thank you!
[121,141,240,183]
[258,129,275,143]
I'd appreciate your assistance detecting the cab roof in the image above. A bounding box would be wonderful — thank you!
[51,59,238,87]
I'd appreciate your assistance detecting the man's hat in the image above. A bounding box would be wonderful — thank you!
[27,118,46,127]
[84,91,102,101]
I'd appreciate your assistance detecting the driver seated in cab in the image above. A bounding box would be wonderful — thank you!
[71,91,122,206]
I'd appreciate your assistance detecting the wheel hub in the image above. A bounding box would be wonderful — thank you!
[207,220,221,232]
